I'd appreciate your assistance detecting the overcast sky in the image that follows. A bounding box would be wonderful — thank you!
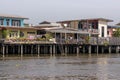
[0,0,119,25]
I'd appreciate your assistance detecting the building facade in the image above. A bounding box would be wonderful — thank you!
[0,14,37,40]
[58,18,113,37]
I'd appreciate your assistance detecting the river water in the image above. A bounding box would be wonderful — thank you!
[0,54,120,80]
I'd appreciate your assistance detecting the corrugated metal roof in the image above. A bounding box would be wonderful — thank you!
[47,28,89,34]
[57,18,113,23]
[0,14,28,19]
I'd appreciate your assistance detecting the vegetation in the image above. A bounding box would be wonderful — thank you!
[2,30,9,38]
[85,36,90,44]
[45,33,53,40]
[113,28,120,37]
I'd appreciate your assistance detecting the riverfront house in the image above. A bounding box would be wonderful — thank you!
[58,18,113,38]
[1,14,120,58]
[0,14,37,41]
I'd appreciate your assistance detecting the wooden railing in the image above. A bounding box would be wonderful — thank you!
[1,37,120,45]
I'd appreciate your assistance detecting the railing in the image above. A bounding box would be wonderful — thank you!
[90,37,120,45]
[1,38,55,44]
[79,29,99,33]
[1,37,120,45]
[56,38,85,44]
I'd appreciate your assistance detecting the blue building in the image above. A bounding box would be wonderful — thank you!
[0,14,28,27]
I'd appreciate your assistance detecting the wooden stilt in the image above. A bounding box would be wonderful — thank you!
[21,45,23,58]
[53,45,55,56]
[50,45,52,57]
[38,45,40,57]
[31,45,33,56]
[83,45,85,53]
[116,46,119,53]
[102,46,104,53]
[109,46,111,54]
[89,45,91,56]
[65,45,67,56]
[77,46,79,56]
[2,45,5,58]
[89,45,91,54]
[6,45,8,57]
[97,45,98,56]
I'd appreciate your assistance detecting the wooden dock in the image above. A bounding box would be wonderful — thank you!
[0,37,120,58]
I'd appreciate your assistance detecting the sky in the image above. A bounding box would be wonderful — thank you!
[0,0,120,25]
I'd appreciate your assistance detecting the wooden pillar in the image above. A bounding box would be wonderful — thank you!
[50,45,53,56]
[2,45,5,58]
[77,33,79,43]
[83,45,85,53]
[6,45,8,56]
[109,46,111,54]
[55,32,56,41]
[18,45,20,56]
[88,45,91,57]
[102,46,104,53]
[96,45,98,56]
[13,45,15,54]
[21,45,23,57]
[24,45,26,54]
[31,45,33,56]
[44,45,46,55]
[116,46,119,53]
[53,45,56,56]
[77,46,79,56]
[38,45,40,57]
[88,45,91,54]
[64,45,67,56]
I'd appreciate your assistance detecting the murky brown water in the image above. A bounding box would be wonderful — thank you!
[0,54,120,80]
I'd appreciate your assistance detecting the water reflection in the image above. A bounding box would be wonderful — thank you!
[0,54,120,80]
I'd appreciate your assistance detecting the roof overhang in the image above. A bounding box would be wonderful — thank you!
[0,14,28,19]
[46,28,89,34]
[0,26,38,30]
[80,18,113,22]
[57,18,113,23]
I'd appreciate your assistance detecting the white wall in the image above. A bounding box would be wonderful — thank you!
[98,20,108,37]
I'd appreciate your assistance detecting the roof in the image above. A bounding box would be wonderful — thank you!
[57,18,113,23]
[46,28,89,34]
[34,22,62,28]
[108,25,120,28]
[81,18,113,22]
[0,14,28,19]
[0,26,39,30]
[39,21,51,24]
[116,23,120,25]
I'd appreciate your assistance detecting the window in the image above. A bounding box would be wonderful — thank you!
[101,27,104,37]
[0,19,4,25]
[78,22,83,29]
[20,31,24,37]
[12,20,21,26]
[27,32,35,34]
[6,19,10,26]
[107,31,109,35]
[9,31,18,38]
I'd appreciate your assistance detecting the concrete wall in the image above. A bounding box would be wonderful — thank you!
[70,21,78,29]
[98,20,108,37]
[6,29,37,39]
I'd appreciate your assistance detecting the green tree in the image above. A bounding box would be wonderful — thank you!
[2,30,8,38]
[113,28,120,37]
